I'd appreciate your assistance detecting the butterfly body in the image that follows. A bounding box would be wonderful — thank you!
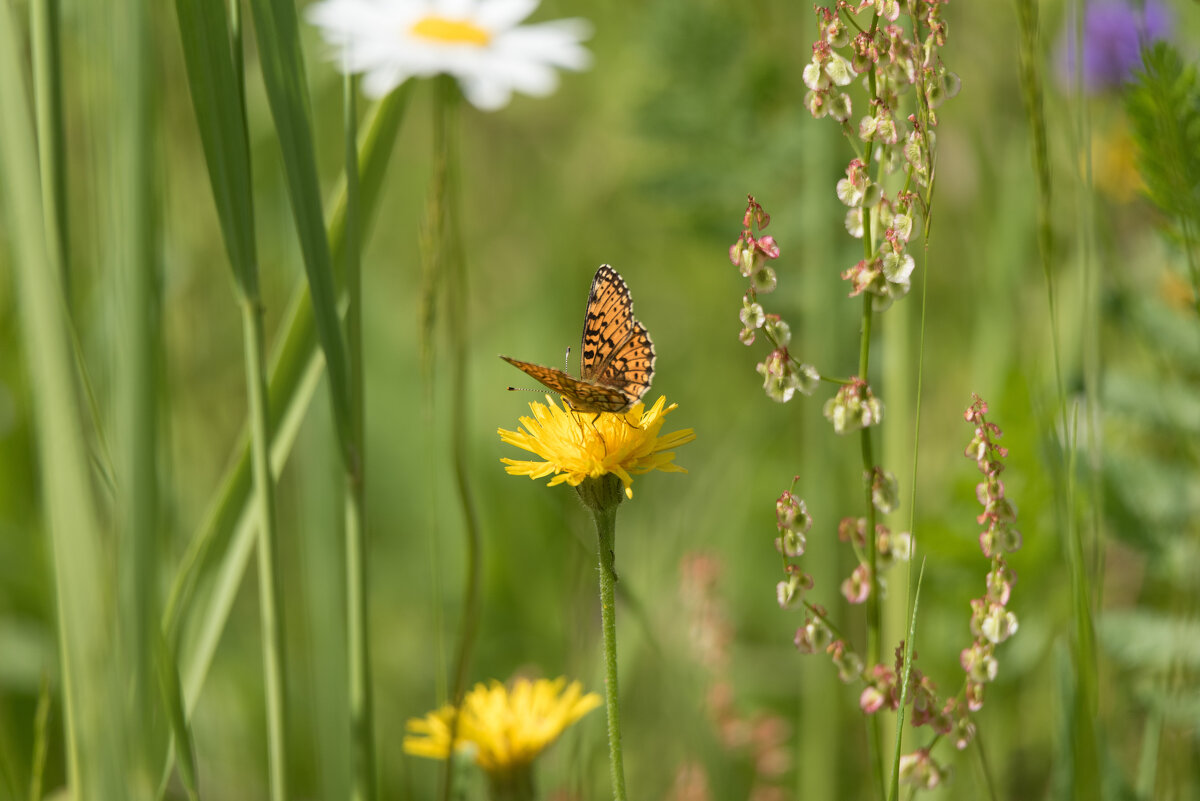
[502,264,655,414]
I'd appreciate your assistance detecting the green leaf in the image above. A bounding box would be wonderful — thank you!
[164,85,412,715]
[0,3,118,797]
[1126,43,1200,228]
[172,0,257,295]
[247,0,355,463]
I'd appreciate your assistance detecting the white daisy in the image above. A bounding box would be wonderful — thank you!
[306,0,592,110]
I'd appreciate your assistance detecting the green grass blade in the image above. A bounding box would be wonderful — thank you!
[172,0,257,294]
[155,629,200,801]
[163,86,411,708]
[28,0,69,289]
[1066,407,1100,799]
[341,70,379,801]
[28,674,51,801]
[247,0,354,463]
[110,0,160,794]
[242,301,292,801]
[886,558,924,801]
[173,0,293,795]
[0,4,118,798]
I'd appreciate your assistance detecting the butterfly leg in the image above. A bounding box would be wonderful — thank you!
[588,413,608,451]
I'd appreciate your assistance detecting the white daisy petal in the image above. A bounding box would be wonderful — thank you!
[498,21,592,69]
[459,74,513,110]
[308,0,590,110]
[474,0,539,30]
[436,0,480,19]
[476,55,560,97]
[362,64,411,98]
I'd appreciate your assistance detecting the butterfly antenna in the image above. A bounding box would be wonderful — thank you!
[563,346,571,373]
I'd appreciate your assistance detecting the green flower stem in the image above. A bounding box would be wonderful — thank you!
[162,84,411,714]
[111,0,158,791]
[240,296,290,801]
[486,765,536,801]
[432,77,483,801]
[860,277,884,801]
[579,475,629,801]
[29,0,68,290]
[343,71,378,801]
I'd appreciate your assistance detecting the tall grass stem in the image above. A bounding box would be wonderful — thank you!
[342,69,379,801]
[430,76,484,801]
[110,0,159,792]
[29,0,68,290]
[0,4,116,796]
[162,87,411,722]
[242,298,292,801]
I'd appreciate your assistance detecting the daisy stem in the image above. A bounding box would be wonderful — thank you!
[342,69,378,801]
[590,490,629,801]
[433,76,483,801]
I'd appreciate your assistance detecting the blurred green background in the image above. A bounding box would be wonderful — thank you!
[1,0,1199,798]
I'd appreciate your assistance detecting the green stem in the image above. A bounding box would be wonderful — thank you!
[860,235,883,801]
[342,71,378,801]
[435,77,483,801]
[487,765,536,801]
[241,297,290,801]
[583,477,629,801]
[162,85,411,712]
[29,0,68,291]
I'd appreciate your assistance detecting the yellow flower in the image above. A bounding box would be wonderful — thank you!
[403,677,601,773]
[499,395,696,499]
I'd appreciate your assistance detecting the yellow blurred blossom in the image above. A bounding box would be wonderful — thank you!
[403,677,601,773]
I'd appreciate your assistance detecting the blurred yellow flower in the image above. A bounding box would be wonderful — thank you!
[1092,122,1143,204]
[403,677,601,773]
[499,396,695,499]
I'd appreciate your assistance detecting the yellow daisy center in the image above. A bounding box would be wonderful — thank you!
[409,15,492,46]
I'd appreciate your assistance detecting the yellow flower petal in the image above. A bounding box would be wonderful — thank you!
[403,677,602,774]
[498,396,695,498]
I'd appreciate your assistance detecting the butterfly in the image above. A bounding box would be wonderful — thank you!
[501,264,656,414]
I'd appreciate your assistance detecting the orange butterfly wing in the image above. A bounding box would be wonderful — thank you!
[502,265,655,413]
[499,356,633,413]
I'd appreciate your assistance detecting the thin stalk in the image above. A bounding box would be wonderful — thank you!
[859,293,884,799]
[111,0,158,792]
[0,4,114,796]
[29,0,68,290]
[436,76,483,801]
[241,297,290,801]
[29,675,50,801]
[592,502,628,801]
[162,85,411,711]
[343,69,378,801]
[886,559,925,801]
[1018,2,1097,798]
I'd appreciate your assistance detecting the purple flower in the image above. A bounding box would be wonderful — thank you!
[1058,0,1171,92]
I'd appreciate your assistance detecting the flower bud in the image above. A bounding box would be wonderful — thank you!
[869,468,900,514]
[824,52,855,86]
[802,59,829,91]
[751,264,778,294]
[980,605,1018,644]
[764,317,791,347]
[828,92,853,122]
[776,490,811,533]
[840,564,871,604]
[740,297,765,329]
